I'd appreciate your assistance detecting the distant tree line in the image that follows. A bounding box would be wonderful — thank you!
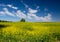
[0,20,7,22]
[0,18,26,22]
[0,20,11,22]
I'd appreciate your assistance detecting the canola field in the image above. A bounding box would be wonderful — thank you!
[0,22,60,42]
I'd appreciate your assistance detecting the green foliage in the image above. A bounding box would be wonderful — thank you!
[20,18,26,22]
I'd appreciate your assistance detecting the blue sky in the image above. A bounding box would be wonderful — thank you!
[0,0,60,22]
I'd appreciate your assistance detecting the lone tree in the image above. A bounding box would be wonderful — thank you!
[20,18,25,22]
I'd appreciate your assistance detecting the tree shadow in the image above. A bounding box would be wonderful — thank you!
[0,24,8,28]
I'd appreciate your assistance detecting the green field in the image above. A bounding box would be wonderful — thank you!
[0,22,60,42]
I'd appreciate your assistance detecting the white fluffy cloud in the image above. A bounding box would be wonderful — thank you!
[0,8,15,16]
[0,4,52,22]
[16,10,26,18]
[7,4,18,9]
[41,13,51,21]
[28,8,38,13]
[0,4,18,10]
[0,11,5,15]
[27,8,52,21]
[36,13,52,21]
[27,13,52,21]
[3,8,15,16]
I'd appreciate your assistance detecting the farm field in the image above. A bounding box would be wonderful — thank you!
[0,22,60,42]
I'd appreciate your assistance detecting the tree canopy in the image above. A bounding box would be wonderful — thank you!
[20,18,26,22]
